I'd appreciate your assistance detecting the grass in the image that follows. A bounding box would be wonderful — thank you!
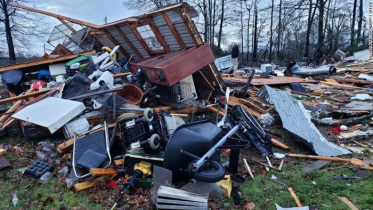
[1,137,373,209]
[224,159,373,209]
[0,137,105,209]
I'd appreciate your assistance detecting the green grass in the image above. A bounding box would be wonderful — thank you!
[0,137,105,209]
[227,160,373,209]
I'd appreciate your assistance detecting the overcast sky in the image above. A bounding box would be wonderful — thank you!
[6,0,373,56]
[29,0,137,55]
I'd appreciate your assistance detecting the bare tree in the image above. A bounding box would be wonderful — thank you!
[0,0,48,60]
[350,0,357,52]
[268,0,274,61]
[123,0,183,10]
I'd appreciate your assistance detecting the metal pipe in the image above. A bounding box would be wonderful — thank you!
[193,123,240,171]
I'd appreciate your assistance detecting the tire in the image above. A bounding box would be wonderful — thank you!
[117,113,137,123]
[189,160,225,183]
[143,108,154,122]
[149,134,160,149]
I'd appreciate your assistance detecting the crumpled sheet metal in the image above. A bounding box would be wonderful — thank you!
[257,85,350,156]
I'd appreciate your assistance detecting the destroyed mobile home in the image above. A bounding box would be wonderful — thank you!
[0,2,372,209]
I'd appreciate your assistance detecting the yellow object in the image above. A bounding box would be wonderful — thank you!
[216,175,232,197]
[102,46,117,60]
[134,161,152,176]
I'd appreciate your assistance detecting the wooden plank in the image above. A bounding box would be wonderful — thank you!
[74,177,106,192]
[224,76,318,86]
[0,50,95,72]
[130,26,152,55]
[271,138,289,150]
[113,72,131,78]
[181,7,203,44]
[8,3,100,28]
[219,96,261,118]
[57,18,77,33]
[239,98,267,114]
[114,159,124,168]
[162,12,185,49]
[207,106,225,116]
[113,26,143,59]
[89,168,118,176]
[177,9,198,45]
[0,149,6,155]
[302,160,330,173]
[102,29,131,59]
[148,18,171,52]
[0,88,52,105]
[288,187,302,207]
[339,197,359,210]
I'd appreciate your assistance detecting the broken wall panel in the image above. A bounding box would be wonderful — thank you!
[257,85,350,156]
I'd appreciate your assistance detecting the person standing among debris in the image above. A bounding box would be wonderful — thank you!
[229,43,240,72]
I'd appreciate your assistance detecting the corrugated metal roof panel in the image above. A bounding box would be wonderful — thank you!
[257,85,350,156]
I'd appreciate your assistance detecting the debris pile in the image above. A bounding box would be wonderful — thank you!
[0,2,372,209]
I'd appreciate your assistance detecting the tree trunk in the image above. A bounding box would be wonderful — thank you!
[350,0,357,52]
[252,4,258,62]
[240,0,244,61]
[217,0,224,51]
[317,0,327,53]
[277,0,282,60]
[212,0,216,47]
[1,0,16,61]
[269,0,274,61]
[203,0,208,43]
[357,0,363,44]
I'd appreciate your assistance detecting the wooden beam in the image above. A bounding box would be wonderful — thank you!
[162,12,186,49]
[102,29,131,59]
[9,3,100,28]
[57,18,77,33]
[90,168,118,176]
[0,88,52,105]
[180,8,203,44]
[129,25,152,56]
[271,138,290,150]
[177,9,198,45]
[0,50,95,72]
[0,149,6,155]
[74,177,106,192]
[88,30,106,36]
[148,18,171,52]
[114,159,124,168]
[113,26,143,59]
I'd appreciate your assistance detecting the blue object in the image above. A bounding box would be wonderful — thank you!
[38,70,50,80]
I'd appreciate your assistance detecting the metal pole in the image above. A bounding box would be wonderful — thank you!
[193,123,240,171]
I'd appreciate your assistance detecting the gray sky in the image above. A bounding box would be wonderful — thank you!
[6,0,373,56]
[30,0,137,55]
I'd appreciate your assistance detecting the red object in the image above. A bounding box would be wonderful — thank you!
[330,126,342,135]
[32,81,45,91]
[130,44,215,86]
[244,202,256,210]
[130,66,137,73]
[105,181,117,189]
